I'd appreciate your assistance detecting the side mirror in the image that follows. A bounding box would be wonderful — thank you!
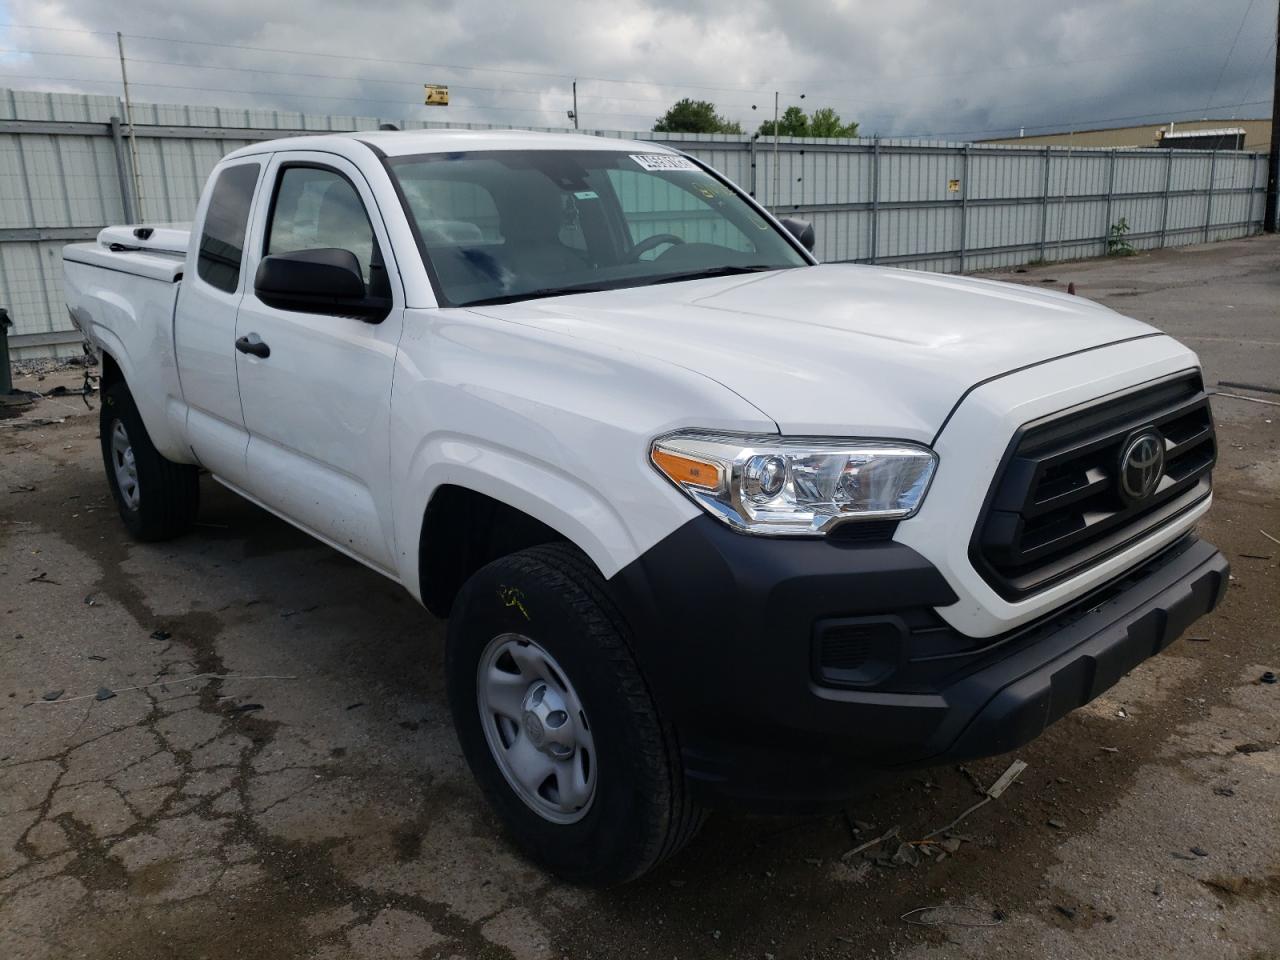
[779,217,816,253]
[254,248,389,322]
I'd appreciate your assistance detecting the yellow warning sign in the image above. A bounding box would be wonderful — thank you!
[424,84,449,106]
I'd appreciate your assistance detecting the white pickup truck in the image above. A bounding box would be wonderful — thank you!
[62,129,1226,884]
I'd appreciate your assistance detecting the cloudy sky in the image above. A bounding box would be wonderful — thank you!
[0,0,1274,138]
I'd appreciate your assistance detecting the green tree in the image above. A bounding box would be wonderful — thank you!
[757,105,809,137]
[808,107,859,138]
[653,98,743,134]
[758,105,859,138]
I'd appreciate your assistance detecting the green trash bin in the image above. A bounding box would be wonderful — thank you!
[0,308,12,396]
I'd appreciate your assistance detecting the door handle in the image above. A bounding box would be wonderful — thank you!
[235,334,271,359]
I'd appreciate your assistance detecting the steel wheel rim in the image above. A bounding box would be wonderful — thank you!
[476,633,597,824]
[110,419,140,510]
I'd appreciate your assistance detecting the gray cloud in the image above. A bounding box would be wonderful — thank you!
[0,0,1272,139]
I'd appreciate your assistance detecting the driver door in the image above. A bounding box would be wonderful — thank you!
[234,152,404,575]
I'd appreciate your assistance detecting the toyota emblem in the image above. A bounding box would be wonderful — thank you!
[1118,430,1165,502]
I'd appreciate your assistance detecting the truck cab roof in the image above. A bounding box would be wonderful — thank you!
[222,128,682,162]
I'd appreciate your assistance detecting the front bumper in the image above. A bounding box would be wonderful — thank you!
[606,516,1228,812]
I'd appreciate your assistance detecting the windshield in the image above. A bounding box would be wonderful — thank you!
[386,149,809,307]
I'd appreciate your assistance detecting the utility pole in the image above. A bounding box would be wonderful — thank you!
[572,80,579,129]
[773,91,780,213]
[117,32,145,222]
[1265,0,1279,231]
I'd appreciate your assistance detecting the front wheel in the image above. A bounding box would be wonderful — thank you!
[100,380,200,541]
[445,544,706,884]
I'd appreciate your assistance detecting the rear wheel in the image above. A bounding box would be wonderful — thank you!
[446,543,706,884]
[100,380,200,540]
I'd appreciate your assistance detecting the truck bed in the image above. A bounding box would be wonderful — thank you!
[63,224,191,284]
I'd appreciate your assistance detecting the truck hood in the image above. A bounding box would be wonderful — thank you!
[469,264,1158,442]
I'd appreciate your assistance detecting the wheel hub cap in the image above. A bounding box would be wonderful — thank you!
[110,419,140,510]
[477,634,597,824]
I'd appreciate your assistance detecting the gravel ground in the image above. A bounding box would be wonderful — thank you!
[1,235,1277,960]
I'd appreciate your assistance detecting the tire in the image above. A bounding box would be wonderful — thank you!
[100,380,200,541]
[446,543,706,885]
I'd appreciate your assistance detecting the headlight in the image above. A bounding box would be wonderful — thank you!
[651,432,937,535]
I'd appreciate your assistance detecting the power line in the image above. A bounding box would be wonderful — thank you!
[0,47,777,110]
[1204,0,1258,111]
[0,20,1255,97]
[0,71,661,121]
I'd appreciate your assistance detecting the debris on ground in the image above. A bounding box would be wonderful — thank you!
[1260,671,1277,685]
[901,906,1003,928]
[841,825,900,861]
[917,759,1028,843]
[1047,819,1065,830]
[40,690,64,702]
[27,672,299,705]
[150,629,172,641]
[839,759,1030,869]
[28,572,60,585]
[0,417,67,430]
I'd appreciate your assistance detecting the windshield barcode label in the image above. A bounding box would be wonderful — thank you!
[630,154,698,171]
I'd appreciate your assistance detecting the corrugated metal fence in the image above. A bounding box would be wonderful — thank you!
[1,88,1271,357]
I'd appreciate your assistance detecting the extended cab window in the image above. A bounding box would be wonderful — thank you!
[266,167,379,284]
[197,162,260,293]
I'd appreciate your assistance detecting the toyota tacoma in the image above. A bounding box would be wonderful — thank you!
[62,130,1227,884]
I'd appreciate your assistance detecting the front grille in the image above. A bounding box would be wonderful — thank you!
[973,372,1215,599]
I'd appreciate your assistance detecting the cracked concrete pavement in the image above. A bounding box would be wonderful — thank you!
[1,235,1277,959]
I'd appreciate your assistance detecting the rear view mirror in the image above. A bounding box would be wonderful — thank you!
[254,248,389,322]
[779,218,816,253]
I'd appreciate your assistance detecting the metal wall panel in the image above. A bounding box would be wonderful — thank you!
[0,87,1268,356]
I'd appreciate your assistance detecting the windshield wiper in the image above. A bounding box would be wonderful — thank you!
[462,282,619,307]
[634,264,779,287]
[460,265,781,308]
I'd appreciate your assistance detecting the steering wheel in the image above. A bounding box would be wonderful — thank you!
[626,233,685,262]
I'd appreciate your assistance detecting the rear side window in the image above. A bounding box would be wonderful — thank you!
[197,163,260,293]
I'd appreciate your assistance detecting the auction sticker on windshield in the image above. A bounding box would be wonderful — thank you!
[630,154,699,171]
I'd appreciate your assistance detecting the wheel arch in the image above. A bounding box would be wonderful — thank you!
[417,484,575,618]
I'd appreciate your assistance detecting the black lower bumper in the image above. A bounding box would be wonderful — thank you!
[606,516,1228,812]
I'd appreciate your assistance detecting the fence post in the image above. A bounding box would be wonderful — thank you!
[1159,151,1174,248]
[1103,149,1116,255]
[1039,147,1052,260]
[870,138,881,265]
[958,143,970,273]
[1203,150,1217,243]
[109,115,136,224]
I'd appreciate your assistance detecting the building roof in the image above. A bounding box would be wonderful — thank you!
[978,118,1271,152]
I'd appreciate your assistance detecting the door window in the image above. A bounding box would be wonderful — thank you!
[266,167,378,284]
[197,162,260,293]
